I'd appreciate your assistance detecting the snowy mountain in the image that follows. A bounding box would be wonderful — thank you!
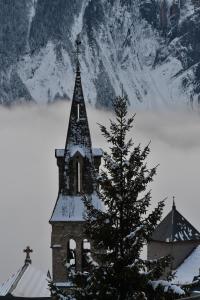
[0,0,200,109]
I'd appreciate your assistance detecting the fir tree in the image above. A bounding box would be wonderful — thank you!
[72,96,185,300]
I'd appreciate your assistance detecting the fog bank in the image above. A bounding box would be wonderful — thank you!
[0,102,199,282]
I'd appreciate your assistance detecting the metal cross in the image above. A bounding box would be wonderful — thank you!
[75,34,81,64]
[23,246,33,264]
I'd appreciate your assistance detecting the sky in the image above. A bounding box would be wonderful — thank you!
[0,102,200,282]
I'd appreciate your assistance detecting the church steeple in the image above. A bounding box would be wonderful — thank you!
[65,36,92,151]
[50,38,103,285]
[62,37,93,196]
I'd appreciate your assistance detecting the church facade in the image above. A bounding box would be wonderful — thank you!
[49,43,102,287]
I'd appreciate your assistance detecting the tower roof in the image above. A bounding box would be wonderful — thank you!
[65,37,92,152]
[151,200,200,242]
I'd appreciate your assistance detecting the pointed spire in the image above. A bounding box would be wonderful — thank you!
[47,270,51,279]
[73,34,83,103]
[152,198,200,242]
[65,36,92,151]
[172,196,176,210]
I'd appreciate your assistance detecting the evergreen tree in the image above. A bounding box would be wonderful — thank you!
[73,96,185,300]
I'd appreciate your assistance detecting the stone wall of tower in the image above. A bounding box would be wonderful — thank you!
[51,222,86,282]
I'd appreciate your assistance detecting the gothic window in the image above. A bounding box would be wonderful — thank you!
[82,239,91,250]
[77,103,80,121]
[76,159,82,194]
[67,239,76,270]
[82,239,91,270]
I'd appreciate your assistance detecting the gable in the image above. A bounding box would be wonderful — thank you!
[152,206,200,242]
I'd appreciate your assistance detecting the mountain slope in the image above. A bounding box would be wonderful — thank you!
[0,0,200,109]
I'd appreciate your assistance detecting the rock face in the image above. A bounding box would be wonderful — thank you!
[0,0,200,108]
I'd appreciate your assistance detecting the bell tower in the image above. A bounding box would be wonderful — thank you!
[49,37,102,287]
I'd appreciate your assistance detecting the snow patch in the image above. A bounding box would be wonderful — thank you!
[149,279,185,296]
[173,245,200,285]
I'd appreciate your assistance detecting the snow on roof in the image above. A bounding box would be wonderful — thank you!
[173,245,200,285]
[92,148,103,157]
[69,145,86,157]
[0,267,23,296]
[12,265,50,298]
[0,264,50,298]
[56,147,103,158]
[152,203,200,242]
[55,149,64,157]
[50,192,102,222]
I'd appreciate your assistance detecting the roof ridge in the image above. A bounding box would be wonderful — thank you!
[9,264,29,295]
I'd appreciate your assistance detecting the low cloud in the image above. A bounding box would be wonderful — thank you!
[0,102,200,282]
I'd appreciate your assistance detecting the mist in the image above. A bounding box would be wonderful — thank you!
[0,102,200,282]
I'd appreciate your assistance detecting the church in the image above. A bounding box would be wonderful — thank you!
[48,39,200,294]
[148,199,200,286]
[49,39,103,287]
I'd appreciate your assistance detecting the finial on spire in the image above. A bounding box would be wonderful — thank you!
[121,83,124,98]
[75,34,81,71]
[172,196,176,210]
[23,246,33,265]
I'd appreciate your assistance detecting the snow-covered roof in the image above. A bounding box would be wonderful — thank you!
[69,145,86,157]
[151,202,200,242]
[50,192,102,222]
[55,147,103,158]
[0,267,23,296]
[55,149,64,157]
[173,245,200,285]
[0,264,50,298]
[92,148,103,157]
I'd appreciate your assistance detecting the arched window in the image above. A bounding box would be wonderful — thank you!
[82,239,91,250]
[76,160,81,193]
[82,239,91,270]
[66,239,76,269]
[77,103,80,121]
[73,154,83,195]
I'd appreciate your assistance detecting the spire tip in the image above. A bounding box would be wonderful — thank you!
[75,34,81,72]
[172,196,176,210]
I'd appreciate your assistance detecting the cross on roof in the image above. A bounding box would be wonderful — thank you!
[75,34,81,66]
[23,246,33,265]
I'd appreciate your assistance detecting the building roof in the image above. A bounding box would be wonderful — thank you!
[152,201,200,242]
[55,148,103,158]
[50,192,103,222]
[0,249,50,298]
[173,245,200,285]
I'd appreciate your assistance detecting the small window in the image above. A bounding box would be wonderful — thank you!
[82,239,91,250]
[76,160,81,193]
[77,103,80,121]
[66,239,76,269]
[82,239,91,271]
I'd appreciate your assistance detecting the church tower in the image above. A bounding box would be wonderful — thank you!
[50,38,102,286]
